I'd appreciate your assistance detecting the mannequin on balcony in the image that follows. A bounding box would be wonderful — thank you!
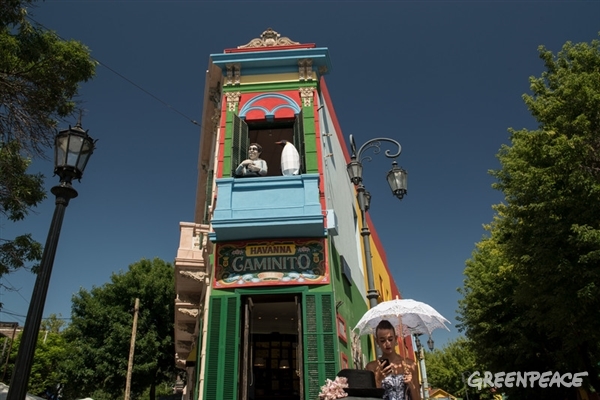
[235,143,268,177]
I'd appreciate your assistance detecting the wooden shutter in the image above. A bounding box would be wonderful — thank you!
[241,298,253,400]
[303,292,337,400]
[232,114,249,176]
[203,296,240,400]
[293,111,306,174]
[297,299,304,400]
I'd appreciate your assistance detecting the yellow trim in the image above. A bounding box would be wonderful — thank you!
[239,71,316,85]
[186,345,197,362]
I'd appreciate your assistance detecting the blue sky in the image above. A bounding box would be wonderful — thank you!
[1,1,599,349]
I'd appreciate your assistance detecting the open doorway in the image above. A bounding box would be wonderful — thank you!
[241,294,302,400]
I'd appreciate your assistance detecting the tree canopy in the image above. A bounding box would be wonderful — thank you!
[2,314,69,397]
[458,35,600,399]
[1,0,96,155]
[0,0,96,300]
[61,258,176,400]
[425,336,491,400]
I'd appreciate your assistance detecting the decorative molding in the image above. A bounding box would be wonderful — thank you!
[176,292,201,305]
[178,322,196,334]
[209,86,221,108]
[211,107,220,132]
[299,87,313,107]
[175,353,187,368]
[238,28,300,49]
[225,91,241,111]
[180,270,207,283]
[176,341,192,351]
[238,92,301,119]
[225,64,241,86]
[298,59,313,81]
[178,308,199,318]
[319,65,328,75]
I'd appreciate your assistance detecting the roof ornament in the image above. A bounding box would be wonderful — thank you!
[238,28,300,49]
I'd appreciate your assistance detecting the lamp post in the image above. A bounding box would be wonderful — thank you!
[461,371,471,400]
[7,122,95,400]
[346,134,407,311]
[414,334,434,399]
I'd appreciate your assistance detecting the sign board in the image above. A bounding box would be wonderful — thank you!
[214,238,328,288]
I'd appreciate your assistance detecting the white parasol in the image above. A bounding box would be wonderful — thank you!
[353,298,451,337]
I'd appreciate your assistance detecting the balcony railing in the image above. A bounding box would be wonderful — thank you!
[210,174,325,242]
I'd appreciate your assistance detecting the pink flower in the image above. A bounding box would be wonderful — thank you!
[318,376,349,400]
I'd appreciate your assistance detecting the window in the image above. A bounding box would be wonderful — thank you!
[231,113,306,177]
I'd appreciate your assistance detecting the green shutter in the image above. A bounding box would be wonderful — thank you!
[203,296,240,400]
[203,169,214,224]
[232,114,249,176]
[293,111,306,174]
[303,292,337,400]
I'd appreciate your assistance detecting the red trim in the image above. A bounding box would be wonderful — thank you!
[337,314,348,343]
[216,99,227,178]
[340,353,349,369]
[312,88,327,217]
[319,77,352,163]
[320,77,401,300]
[224,44,316,53]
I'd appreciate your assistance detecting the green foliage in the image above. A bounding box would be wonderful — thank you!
[459,35,600,399]
[0,0,96,302]
[425,336,500,400]
[3,321,69,396]
[0,141,45,294]
[61,258,176,400]
[1,1,97,156]
[40,313,67,333]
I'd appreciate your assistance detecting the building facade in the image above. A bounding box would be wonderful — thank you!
[173,29,413,400]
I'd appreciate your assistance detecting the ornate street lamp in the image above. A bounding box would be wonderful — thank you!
[414,334,432,399]
[7,122,95,400]
[346,134,407,311]
[461,371,472,400]
[427,336,434,352]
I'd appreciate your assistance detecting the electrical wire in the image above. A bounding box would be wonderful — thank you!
[26,15,202,127]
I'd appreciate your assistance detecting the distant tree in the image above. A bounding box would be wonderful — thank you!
[426,336,481,399]
[458,35,600,399]
[61,258,176,400]
[3,315,69,395]
[0,0,96,298]
[40,313,67,333]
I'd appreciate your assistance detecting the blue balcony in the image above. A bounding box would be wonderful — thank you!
[209,174,325,242]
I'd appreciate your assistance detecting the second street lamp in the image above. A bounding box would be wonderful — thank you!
[346,134,407,311]
[7,121,95,400]
[414,334,434,399]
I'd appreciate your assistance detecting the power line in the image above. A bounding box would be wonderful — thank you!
[1,277,31,305]
[26,16,202,127]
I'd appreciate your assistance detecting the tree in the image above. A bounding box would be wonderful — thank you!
[425,336,489,400]
[61,258,176,400]
[2,314,69,396]
[0,0,96,298]
[0,141,45,297]
[458,35,600,399]
[1,0,96,155]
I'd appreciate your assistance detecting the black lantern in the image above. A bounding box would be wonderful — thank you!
[346,156,363,185]
[54,123,95,184]
[387,160,408,199]
[363,191,371,211]
[427,336,434,351]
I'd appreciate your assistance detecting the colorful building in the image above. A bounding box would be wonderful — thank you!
[173,29,414,400]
